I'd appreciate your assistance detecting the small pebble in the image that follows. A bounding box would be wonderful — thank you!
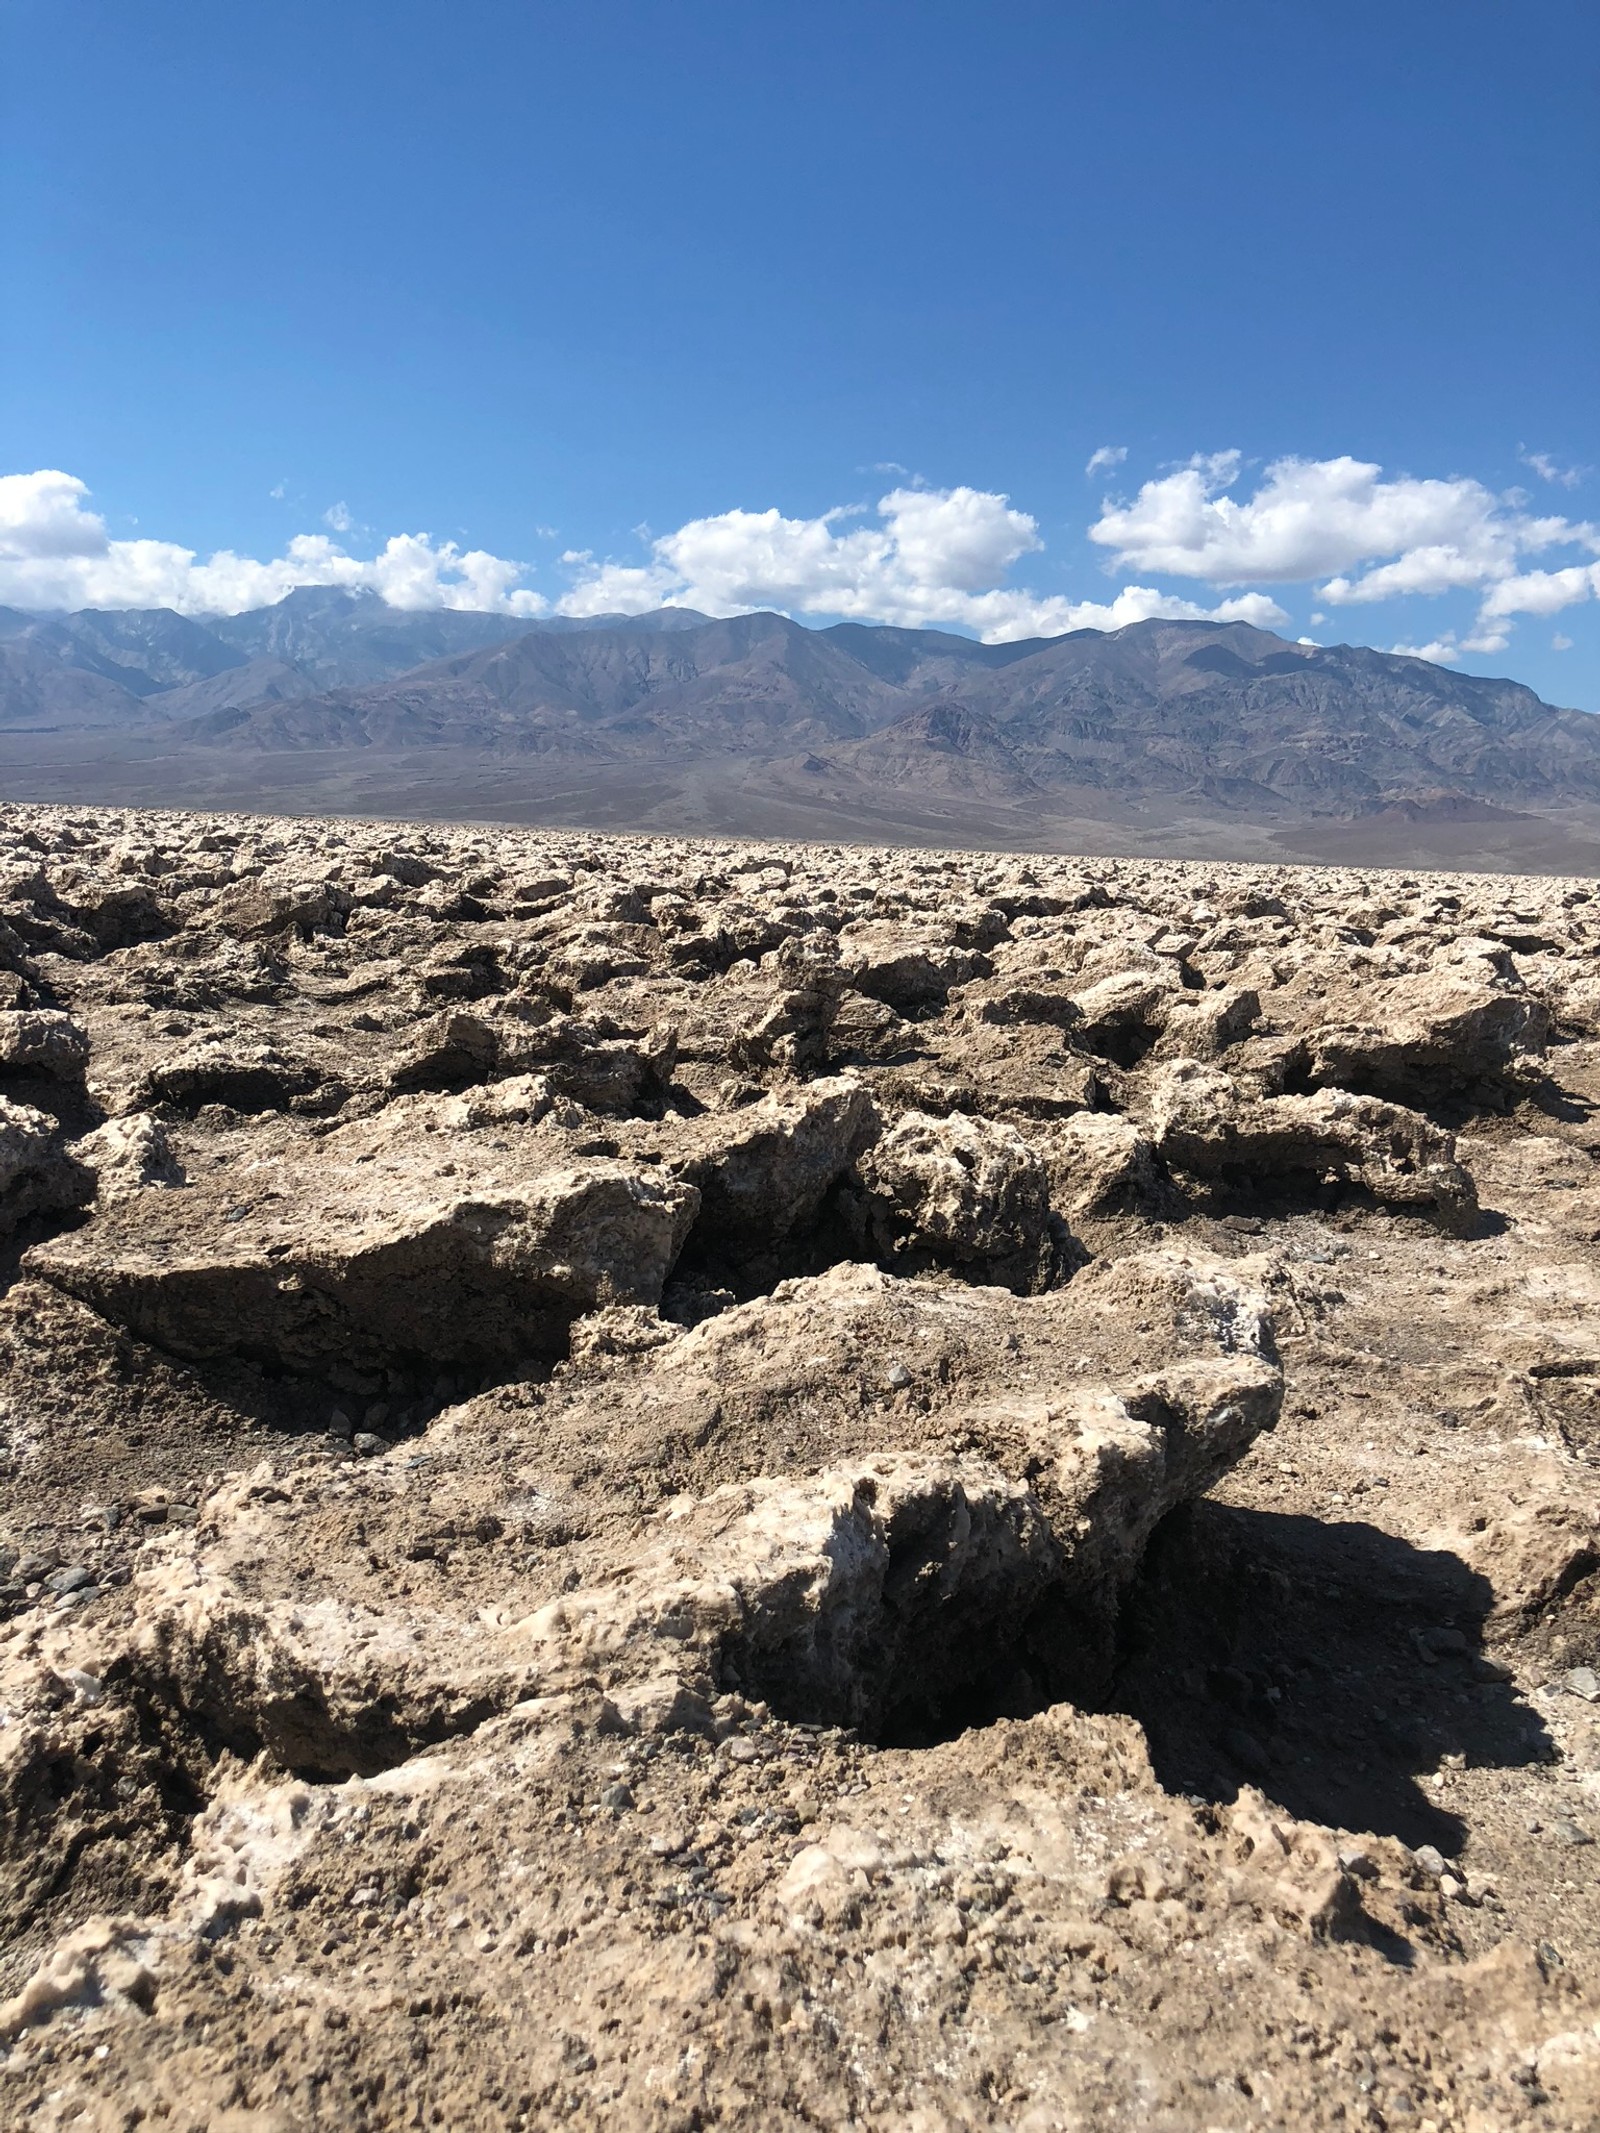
[1564,1666,1600,1703]
[45,1565,95,1596]
[352,1432,389,1457]
[1552,1819,1594,1848]
[599,1782,634,1812]
[1411,1844,1447,1880]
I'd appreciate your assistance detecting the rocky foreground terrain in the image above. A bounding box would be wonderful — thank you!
[0,803,1597,2130]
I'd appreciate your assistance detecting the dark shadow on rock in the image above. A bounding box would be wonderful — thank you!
[1107,1501,1552,1855]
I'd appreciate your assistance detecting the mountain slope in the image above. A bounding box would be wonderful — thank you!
[149,610,1600,811]
[0,591,716,711]
[4,598,1598,867]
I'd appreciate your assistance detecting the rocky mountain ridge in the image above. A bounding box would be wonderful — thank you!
[5,596,1599,869]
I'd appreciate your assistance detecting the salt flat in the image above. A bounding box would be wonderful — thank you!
[1,803,1598,2130]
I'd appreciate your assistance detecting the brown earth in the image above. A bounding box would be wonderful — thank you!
[0,802,1598,2131]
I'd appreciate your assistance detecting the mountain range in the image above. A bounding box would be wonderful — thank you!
[2,588,1597,870]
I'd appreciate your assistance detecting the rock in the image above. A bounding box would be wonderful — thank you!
[1031,1112,1170,1225]
[1565,1666,1600,1703]
[389,1005,673,1113]
[69,1113,185,1200]
[385,1008,501,1091]
[58,878,174,950]
[521,1370,1273,1740]
[138,1036,331,1115]
[1302,976,1550,1104]
[1147,1061,1479,1230]
[1461,1499,1600,1622]
[26,1111,701,1375]
[828,992,917,1064]
[0,1098,93,1235]
[733,934,845,1074]
[1069,970,1179,1066]
[1155,984,1261,1058]
[6,809,1600,2132]
[0,1010,91,1082]
[855,1108,1055,1292]
[209,875,353,939]
[44,1566,95,1596]
[384,1006,499,1092]
[672,1078,876,1254]
[839,925,986,1014]
[968,979,1084,1031]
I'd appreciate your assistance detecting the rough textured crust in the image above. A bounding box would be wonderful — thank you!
[0,804,1597,2130]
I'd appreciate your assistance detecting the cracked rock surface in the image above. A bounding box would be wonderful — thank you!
[0,804,1598,2131]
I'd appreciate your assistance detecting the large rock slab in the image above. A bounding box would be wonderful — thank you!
[1147,1060,1479,1230]
[1301,976,1550,1105]
[26,1107,700,1375]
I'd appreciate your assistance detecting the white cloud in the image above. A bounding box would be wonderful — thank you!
[0,470,550,618]
[1089,450,1600,652]
[1476,560,1600,622]
[1390,637,1463,664]
[268,481,286,502]
[1520,448,1587,490]
[1085,445,1127,478]
[11,457,1588,659]
[1553,633,1574,651]
[1091,452,1535,584]
[556,487,1288,641]
[0,469,111,561]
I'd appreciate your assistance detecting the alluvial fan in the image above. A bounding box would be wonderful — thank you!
[1,802,1598,2131]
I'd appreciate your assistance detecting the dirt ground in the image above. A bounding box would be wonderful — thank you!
[0,802,1596,2130]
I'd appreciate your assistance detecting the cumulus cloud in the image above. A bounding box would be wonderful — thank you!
[1476,560,1600,623]
[11,457,1588,657]
[0,470,550,618]
[1088,450,1600,652]
[1085,445,1127,478]
[1390,637,1464,665]
[557,486,1287,641]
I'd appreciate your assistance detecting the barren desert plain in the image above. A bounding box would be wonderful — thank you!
[0,801,1597,2131]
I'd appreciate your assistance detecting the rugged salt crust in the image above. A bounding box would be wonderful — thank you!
[0,803,1597,2130]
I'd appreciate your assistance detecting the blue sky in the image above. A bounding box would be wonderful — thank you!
[3,0,1597,706]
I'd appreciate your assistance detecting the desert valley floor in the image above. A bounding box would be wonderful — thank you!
[0,803,1597,2130]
